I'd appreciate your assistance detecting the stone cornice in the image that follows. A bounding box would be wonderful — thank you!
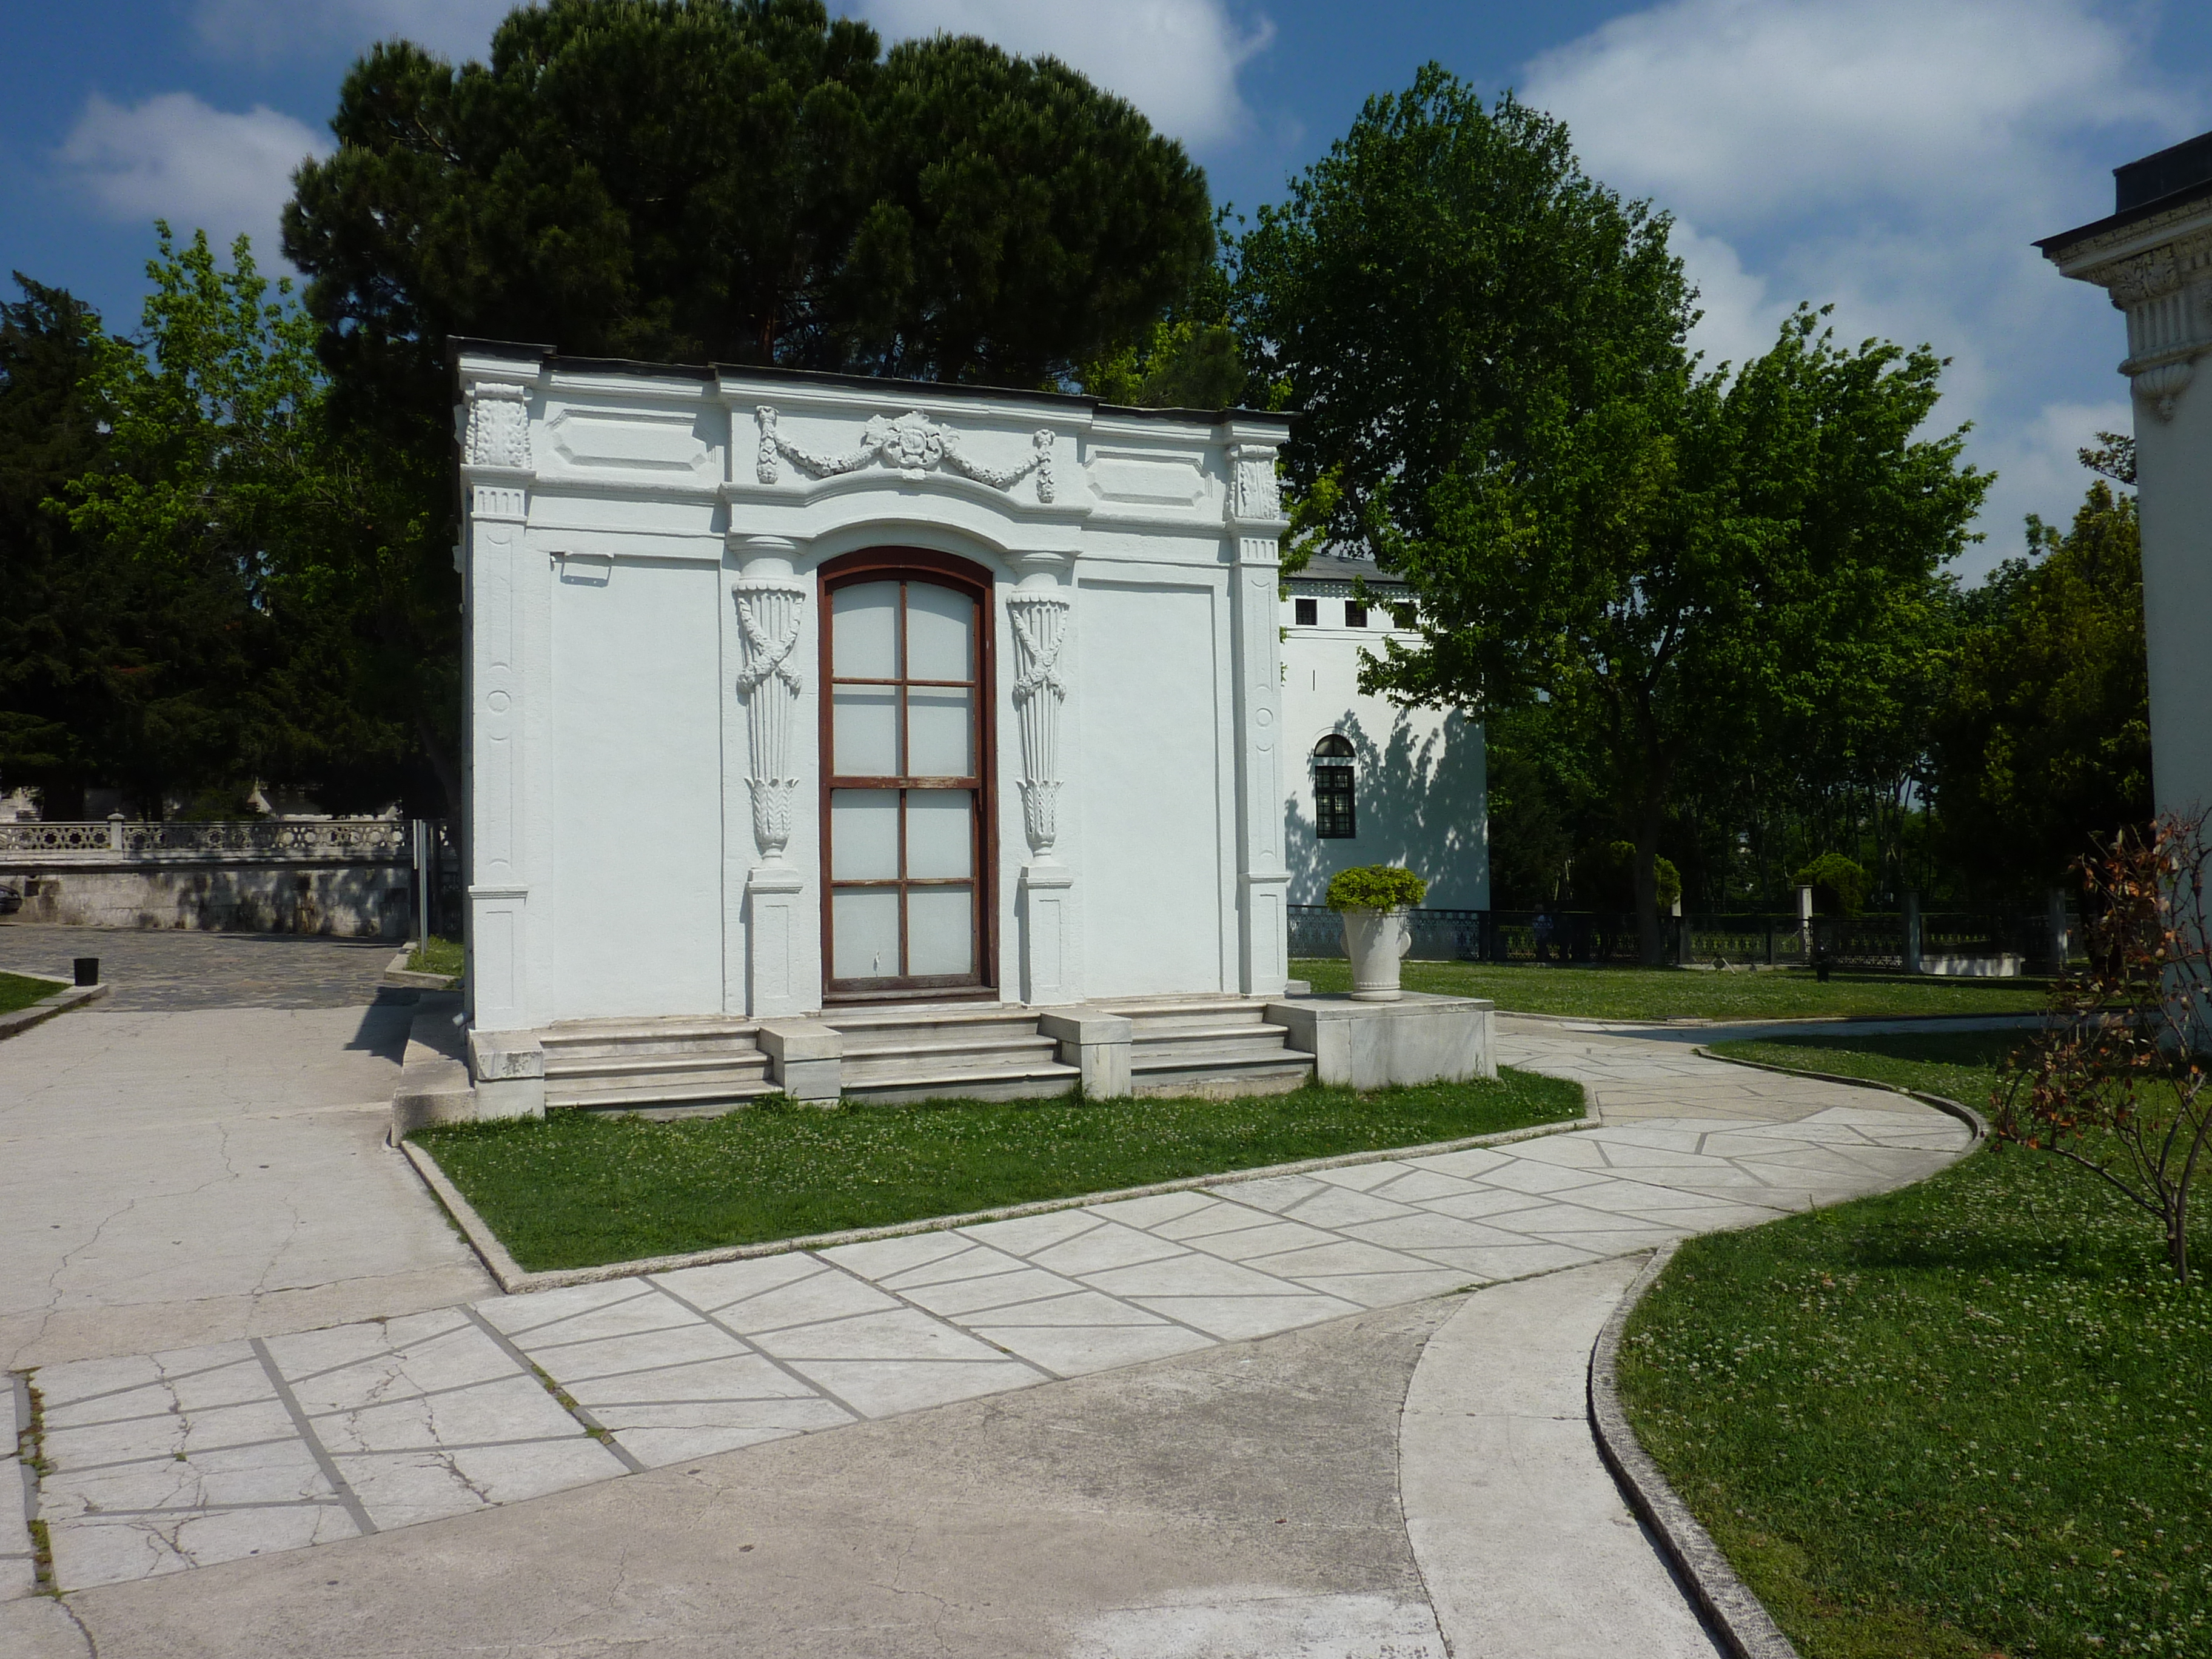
[2044,195,2212,420]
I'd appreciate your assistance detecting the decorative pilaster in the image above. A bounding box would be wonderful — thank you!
[1225,425,1293,997]
[729,536,812,1016]
[1007,586,1071,857]
[732,570,808,863]
[460,373,538,1032]
[1011,553,1078,1004]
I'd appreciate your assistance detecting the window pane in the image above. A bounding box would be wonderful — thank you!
[833,687,900,776]
[906,790,973,879]
[830,789,900,879]
[907,885,974,976]
[905,582,974,681]
[1344,602,1367,628]
[831,888,901,980]
[831,581,900,678]
[1294,597,1316,626]
[907,686,973,776]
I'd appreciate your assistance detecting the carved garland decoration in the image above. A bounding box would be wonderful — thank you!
[732,575,809,862]
[1006,591,1071,857]
[756,406,1056,501]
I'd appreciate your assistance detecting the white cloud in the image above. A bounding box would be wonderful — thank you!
[1520,0,2197,578]
[1523,0,2164,229]
[1976,396,2134,557]
[55,92,331,258]
[191,0,511,65]
[857,0,1272,146]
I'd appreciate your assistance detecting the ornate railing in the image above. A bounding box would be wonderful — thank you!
[1289,905,2072,973]
[0,819,407,859]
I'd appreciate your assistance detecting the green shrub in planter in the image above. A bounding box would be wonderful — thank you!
[1325,865,1428,911]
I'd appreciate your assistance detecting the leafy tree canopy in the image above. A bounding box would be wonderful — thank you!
[1932,472,2150,893]
[283,0,1216,410]
[1232,65,1691,555]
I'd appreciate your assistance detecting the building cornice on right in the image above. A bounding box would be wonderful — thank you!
[2041,183,2212,423]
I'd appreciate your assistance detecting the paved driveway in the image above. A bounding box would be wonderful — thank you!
[0,928,493,1374]
[0,926,397,1011]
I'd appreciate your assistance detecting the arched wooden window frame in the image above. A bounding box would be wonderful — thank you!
[816,547,999,1001]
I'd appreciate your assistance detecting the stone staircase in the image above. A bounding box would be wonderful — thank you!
[830,1004,1081,1104]
[1120,996,1317,1098]
[540,1015,775,1119]
[521,995,1313,1116]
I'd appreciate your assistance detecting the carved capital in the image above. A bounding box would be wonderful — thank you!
[464,381,532,472]
[1227,442,1283,525]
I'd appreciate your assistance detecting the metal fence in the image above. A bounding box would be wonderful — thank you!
[0,817,407,857]
[1289,904,2074,974]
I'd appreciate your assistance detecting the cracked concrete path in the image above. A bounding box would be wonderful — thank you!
[0,984,494,1373]
[1,994,1996,1655]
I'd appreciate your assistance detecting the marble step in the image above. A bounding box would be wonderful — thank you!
[550,1069,780,1113]
[838,1056,1082,1106]
[544,1044,769,1084]
[1131,1056,1315,1099]
[842,1040,1059,1079]
[540,1017,763,1061]
[1132,1022,1293,1057]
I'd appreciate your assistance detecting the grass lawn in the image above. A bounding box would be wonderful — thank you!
[0,971,61,1016]
[1620,1030,2212,1659]
[1294,957,2050,1022]
[408,935,464,977]
[417,1070,1584,1272]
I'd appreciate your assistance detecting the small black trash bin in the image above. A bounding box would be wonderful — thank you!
[73,957,99,987]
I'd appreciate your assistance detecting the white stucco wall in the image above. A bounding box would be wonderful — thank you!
[452,346,1294,1030]
[1280,595,1490,911]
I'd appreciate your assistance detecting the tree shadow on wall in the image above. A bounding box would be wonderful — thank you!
[1284,710,1488,908]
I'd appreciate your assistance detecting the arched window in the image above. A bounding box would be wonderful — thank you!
[1312,734,1356,839]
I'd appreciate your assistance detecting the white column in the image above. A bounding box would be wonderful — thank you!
[1009,552,1078,1004]
[460,377,536,1031]
[1225,430,1292,997]
[731,535,813,1016]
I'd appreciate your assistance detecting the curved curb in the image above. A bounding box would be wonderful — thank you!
[1589,1242,1802,1659]
[0,979,110,1042]
[403,1104,1600,1295]
[1690,1045,1990,1142]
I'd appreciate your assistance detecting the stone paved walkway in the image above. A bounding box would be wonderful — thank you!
[0,926,398,1012]
[12,1031,1971,1598]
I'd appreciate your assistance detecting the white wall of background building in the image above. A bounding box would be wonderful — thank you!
[1279,558,1490,911]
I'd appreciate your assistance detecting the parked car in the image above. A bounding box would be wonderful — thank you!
[0,884,20,915]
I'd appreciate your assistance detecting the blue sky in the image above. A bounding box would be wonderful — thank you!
[7,1,2210,578]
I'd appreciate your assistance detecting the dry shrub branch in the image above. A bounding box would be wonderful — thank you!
[1997,810,2212,1282]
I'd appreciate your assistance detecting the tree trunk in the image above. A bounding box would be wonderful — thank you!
[1634,803,1666,967]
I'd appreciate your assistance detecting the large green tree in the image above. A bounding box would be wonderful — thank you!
[0,270,293,817]
[1932,463,2151,894]
[1361,308,1983,961]
[278,0,1216,810]
[63,226,439,813]
[1233,67,1691,554]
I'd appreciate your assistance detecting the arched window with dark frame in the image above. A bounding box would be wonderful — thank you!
[1312,734,1356,839]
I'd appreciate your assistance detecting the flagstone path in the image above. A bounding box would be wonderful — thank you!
[9,1023,1973,1598]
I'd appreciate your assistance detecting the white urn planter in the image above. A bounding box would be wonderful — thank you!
[1342,907,1413,1002]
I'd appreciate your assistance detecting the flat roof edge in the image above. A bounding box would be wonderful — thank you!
[446,336,1292,427]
